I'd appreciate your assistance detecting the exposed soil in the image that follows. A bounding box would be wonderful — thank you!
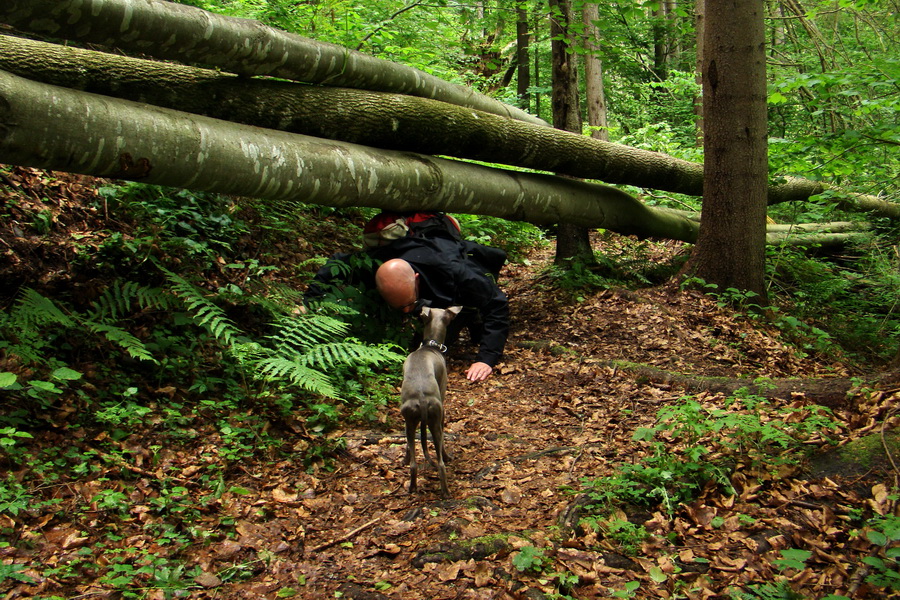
[1,167,898,600]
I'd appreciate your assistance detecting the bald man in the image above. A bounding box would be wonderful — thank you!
[305,212,509,382]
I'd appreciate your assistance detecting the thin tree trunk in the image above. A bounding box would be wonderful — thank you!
[550,0,595,265]
[582,4,609,142]
[516,4,531,112]
[694,0,706,144]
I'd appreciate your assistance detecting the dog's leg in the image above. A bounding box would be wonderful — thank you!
[427,406,450,498]
[440,417,453,464]
[404,412,418,494]
[420,418,435,468]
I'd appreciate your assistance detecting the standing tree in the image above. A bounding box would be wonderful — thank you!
[582,2,609,143]
[683,0,768,298]
[550,0,595,265]
[516,2,531,111]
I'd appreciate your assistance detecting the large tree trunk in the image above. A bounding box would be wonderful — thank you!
[0,69,700,241]
[0,0,545,127]
[0,36,895,221]
[550,0,594,266]
[685,0,769,297]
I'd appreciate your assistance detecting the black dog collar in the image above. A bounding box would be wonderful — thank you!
[421,339,447,353]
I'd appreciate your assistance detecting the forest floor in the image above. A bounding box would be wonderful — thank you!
[1,167,899,600]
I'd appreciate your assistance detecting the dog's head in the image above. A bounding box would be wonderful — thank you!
[420,305,462,322]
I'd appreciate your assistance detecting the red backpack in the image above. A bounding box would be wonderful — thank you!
[363,211,461,247]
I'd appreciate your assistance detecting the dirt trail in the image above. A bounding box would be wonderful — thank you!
[226,244,861,600]
[1,169,890,600]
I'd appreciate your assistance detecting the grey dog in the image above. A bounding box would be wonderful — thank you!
[400,306,461,498]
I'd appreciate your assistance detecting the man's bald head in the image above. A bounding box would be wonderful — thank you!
[375,259,418,311]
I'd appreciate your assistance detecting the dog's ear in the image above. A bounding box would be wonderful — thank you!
[419,306,432,319]
[447,306,463,317]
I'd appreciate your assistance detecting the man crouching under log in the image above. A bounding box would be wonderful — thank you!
[303,211,509,382]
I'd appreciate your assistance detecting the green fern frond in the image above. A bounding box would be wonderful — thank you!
[255,356,338,398]
[304,300,363,317]
[161,267,242,345]
[11,289,75,329]
[267,314,350,351]
[88,280,172,321]
[84,321,157,363]
[248,281,306,313]
[299,341,402,372]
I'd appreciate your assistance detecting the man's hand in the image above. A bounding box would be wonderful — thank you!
[465,362,493,382]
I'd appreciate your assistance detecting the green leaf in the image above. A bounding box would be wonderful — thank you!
[29,380,62,394]
[648,566,667,583]
[0,373,16,388]
[632,427,655,442]
[867,530,889,546]
[51,367,83,381]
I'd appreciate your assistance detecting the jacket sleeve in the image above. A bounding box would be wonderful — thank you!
[456,263,509,367]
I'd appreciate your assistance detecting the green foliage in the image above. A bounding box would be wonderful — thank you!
[0,563,34,585]
[512,545,551,574]
[765,243,900,361]
[455,214,547,262]
[94,183,249,269]
[546,237,688,298]
[862,512,900,591]
[730,579,807,600]
[582,391,837,514]
[581,516,650,555]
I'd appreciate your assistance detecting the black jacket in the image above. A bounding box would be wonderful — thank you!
[306,234,509,367]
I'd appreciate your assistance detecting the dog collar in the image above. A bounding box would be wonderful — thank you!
[421,339,447,353]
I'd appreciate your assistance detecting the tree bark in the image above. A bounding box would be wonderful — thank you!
[582,4,609,143]
[0,0,545,127]
[0,69,700,241]
[694,0,706,144]
[0,34,895,221]
[685,0,769,297]
[516,4,531,112]
[550,0,594,266]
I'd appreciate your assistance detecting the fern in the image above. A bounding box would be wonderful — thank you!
[88,280,172,321]
[245,281,306,314]
[256,356,339,398]
[161,267,241,345]
[83,321,157,363]
[299,341,402,371]
[11,289,76,329]
[267,314,350,351]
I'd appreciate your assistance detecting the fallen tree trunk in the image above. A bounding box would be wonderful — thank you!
[606,361,855,408]
[1,34,895,221]
[0,0,545,127]
[0,69,699,241]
